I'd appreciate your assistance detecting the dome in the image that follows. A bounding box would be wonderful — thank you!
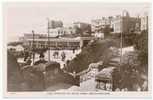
[122,10,130,17]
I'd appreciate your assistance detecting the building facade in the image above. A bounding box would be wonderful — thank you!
[91,17,113,33]
[141,14,148,31]
[48,20,63,29]
[111,11,141,34]
[73,22,91,35]
[21,34,94,50]
[49,27,75,37]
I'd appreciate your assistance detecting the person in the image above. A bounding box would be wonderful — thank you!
[106,83,112,91]
[53,51,59,59]
[72,48,75,54]
[61,51,66,61]
[24,49,29,61]
[25,56,32,66]
[34,53,47,65]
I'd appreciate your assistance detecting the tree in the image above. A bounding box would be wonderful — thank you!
[120,51,141,90]
[134,31,148,72]
[7,51,23,91]
[103,25,111,37]
[65,39,118,73]
[73,25,82,36]
[73,23,92,36]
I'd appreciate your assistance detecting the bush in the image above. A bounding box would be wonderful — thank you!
[65,39,118,73]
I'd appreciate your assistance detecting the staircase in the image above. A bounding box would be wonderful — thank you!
[106,48,121,68]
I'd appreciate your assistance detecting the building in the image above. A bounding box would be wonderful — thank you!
[48,20,64,37]
[111,10,141,34]
[20,33,47,40]
[21,33,94,50]
[49,28,64,37]
[141,13,148,31]
[91,17,113,33]
[48,20,63,29]
[73,22,91,35]
[49,27,75,37]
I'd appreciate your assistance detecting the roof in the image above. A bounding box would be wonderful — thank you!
[95,67,116,81]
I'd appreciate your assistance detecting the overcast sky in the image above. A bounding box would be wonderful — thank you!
[3,2,150,42]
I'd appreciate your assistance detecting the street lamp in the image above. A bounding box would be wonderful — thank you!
[32,30,35,65]
[47,18,50,61]
[120,10,127,65]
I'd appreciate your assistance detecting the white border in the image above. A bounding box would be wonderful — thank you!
[1,0,152,99]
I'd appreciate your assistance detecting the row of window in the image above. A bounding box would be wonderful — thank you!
[27,41,80,48]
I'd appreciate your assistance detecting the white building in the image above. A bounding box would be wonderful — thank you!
[49,27,75,37]
[91,17,113,32]
[141,13,148,31]
[111,10,141,33]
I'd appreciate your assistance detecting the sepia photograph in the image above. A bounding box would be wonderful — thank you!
[2,1,151,98]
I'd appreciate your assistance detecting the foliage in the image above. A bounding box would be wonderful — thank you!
[134,31,148,66]
[103,25,111,37]
[7,51,23,91]
[65,39,118,73]
[116,31,148,90]
[73,24,91,36]
[119,51,142,90]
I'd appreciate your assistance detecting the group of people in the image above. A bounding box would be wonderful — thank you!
[53,51,66,61]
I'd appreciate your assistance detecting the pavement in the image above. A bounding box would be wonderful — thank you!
[18,49,81,69]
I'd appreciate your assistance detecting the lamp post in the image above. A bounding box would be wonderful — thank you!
[120,19,123,65]
[32,30,35,65]
[120,10,126,68]
[47,18,50,61]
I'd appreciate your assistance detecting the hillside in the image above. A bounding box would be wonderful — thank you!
[65,39,119,73]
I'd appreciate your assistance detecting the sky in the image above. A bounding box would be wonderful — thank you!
[3,2,150,42]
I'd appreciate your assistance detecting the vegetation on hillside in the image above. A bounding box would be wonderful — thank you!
[65,39,118,73]
[119,31,148,91]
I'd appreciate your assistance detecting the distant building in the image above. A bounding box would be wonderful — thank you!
[141,13,148,31]
[49,27,75,37]
[73,22,91,36]
[111,10,141,34]
[48,20,64,37]
[91,17,113,33]
[49,28,63,37]
[21,34,94,50]
[21,33,47,39]
[48,20,63,29]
